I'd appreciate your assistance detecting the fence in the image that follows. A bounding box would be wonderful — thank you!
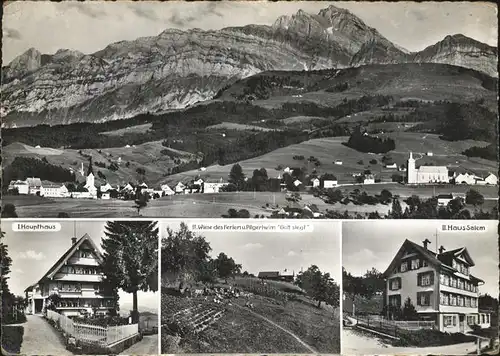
[45,310,138,346]
[354,314,435,337]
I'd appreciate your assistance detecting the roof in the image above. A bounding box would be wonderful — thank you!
[417,166,448,173]
[437,194,453,199]
[26,178,42,187]
[258,271,280,278]
[9,180,28,185]
[24,233,103,292]
[383,239,478,279]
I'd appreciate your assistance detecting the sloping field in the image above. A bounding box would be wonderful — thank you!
[206,122,274,131]
[101,123,153,136]
[162,133,496,186]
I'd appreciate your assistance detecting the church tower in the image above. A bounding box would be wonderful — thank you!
[407,152,417,184]
[84,157,97,197]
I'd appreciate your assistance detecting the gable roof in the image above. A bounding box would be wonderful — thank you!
[25,233,103,291]
[258,271,279,278]
[417,166,448,173]
[438,247,475,267]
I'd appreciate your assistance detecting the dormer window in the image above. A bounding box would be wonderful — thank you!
[452,260,458,269]
[422,260,428,267]
[411,259,420,270]
[400,261,408,272]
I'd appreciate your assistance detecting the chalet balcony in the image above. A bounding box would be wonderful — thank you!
[440,284,478,298]
[53,273,102,282]
[67,257,99,266]
[55,298,116,309]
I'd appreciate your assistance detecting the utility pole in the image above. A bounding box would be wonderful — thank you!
[434,228,439,254]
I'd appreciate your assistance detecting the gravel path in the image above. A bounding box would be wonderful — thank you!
[20,315,72,355]
[119,334,158,355]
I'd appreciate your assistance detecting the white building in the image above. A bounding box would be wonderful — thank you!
[24,234,116,316]
[203,179,229,193]
[8,180,29,194]
[437,194,454,207]
[323,180,338,188]
[311,178,320,188]
[407,152,449,184]
[293,179,302,187]
[40,183,69,198]
[383,239,490,333]
[100,182,113,193]
[26,177,42,195]
[386,163,398,169]
[334,160,343,165]
[455,173,477,185]
[484,173,498,185]
[363,175,375,184]
[160,184,175,196]
[101,192,111,200]
[174,182,186,194]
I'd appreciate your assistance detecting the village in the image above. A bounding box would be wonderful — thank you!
[5,151,497,219]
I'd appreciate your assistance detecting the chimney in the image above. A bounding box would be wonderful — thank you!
[71,237,77,245]
[439,246,446,254]
[422,238,431,250]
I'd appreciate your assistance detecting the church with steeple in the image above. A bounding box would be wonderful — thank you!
[407,152,449,184]
[83,157,98,198]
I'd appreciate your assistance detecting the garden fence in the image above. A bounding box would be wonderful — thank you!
[45,310,138,346]
[354,314,435,337]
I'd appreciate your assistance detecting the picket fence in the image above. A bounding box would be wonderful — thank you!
[46,310,138,346]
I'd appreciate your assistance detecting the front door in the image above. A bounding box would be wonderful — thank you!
[459,314,465,332]
[34,299,43,314]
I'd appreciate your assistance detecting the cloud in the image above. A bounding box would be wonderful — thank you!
[287,251,297,257]
[14,268,24,274]
[66,3,107,18]
[3,28,22,40]
[168,11,198,28]
[242,243,263,250]
[406,9,427,22]
[17,250,45,261]
[128,5,159,21]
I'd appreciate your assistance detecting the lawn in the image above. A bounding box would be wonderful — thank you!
[1,325,24,354]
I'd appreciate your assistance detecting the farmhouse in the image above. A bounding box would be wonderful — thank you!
[383,239,491,333]
[26,177,42,195]
[363,174,375,184]
[311,178,320,188]
[174,182,186,194]
[484,173,498,185]
[323,179,338,188]
[407,152,449,184]
[100,182,113,193]
[258,270,295,283]
[385,163,398,169]
[25,234,116,316]
[454,173,478,185]
[160,184,175,196]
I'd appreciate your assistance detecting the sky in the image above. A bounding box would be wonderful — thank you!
[161,220,342,283]
[3,1,497,64]
[3,220,159,313]
[342,220,499,297]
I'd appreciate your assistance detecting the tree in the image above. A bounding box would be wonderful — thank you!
[161,222,212,284]
[379,189,393,204]
[1,230,13,324]
[2,204,18,218]
[228,164,246,191]
[134,187,149,215]
[401,297,419,321]
[466,189,484,206]
[447,197,465,217]
[388,198,403,218]
[214,253,242,283]
[101,221,159,323]
[362,268,385,297]
[295,265,340,308]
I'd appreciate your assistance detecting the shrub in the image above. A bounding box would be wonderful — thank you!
[1,325,24,354]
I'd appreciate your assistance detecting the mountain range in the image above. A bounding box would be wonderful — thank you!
[1,5,497,128]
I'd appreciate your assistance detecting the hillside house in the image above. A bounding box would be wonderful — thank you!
[437,194,454,207]
[101,192,110,200]
[385,163,398,169]
[293,179,303,187]
[311,178,320,188]
[382,239,490,333]
[455,173,477,185]
[334,160,343,165]
[25,234,116,317]
[174,182,186,194]
[484,173,498,185]
[323,179,338,188]
[303,204,323,218]
[8,180,30,195]
[160,184,175,196]
[40,182,69,198]
[100,182,113,193]
[427,152,434,156]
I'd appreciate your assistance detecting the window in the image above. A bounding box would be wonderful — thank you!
[389,278,401,290]
[481,314,486,323]
[458,279,464,290]
[418,272,433,286]
[471,298,477,308]
[452,260,458,269]
[451,277,457,288]
[422,260,428,267]
[389,295,401,307]
[411,259,420,270]
[450,295,457,306]
[440,292,449,305]
[467,315,476,325]
[441,274,450,286]
[458,296,464,307]
[417,292,432,306]
[465,297,471,307]
[443,315,457,327]
[400,262,408,272]
[486,314,490,323]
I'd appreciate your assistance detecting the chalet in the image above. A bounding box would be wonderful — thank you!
[385,163,398,169]
[323,179,338,188]
[383,239,491,333]
[311,178,320,188]
[121,183,135,193]
[25,234,116,317]
[437,194,454,207]
[303,204,323,218]
[455,173,477,185]
[100,182,113,193]
[293,179,303,187]
[101,192,111,200]
[484,173,498,185]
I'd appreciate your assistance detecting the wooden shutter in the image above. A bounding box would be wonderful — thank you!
[417,273,421,286]
[429,271,434,284]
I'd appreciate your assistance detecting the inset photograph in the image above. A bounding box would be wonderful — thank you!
[160,220,341,353]
[1,220,159,355]
[342,220,499,355]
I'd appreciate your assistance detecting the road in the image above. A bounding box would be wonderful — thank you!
[119,334,158,355]
[19,315,73,355]
[343,329,477,355]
